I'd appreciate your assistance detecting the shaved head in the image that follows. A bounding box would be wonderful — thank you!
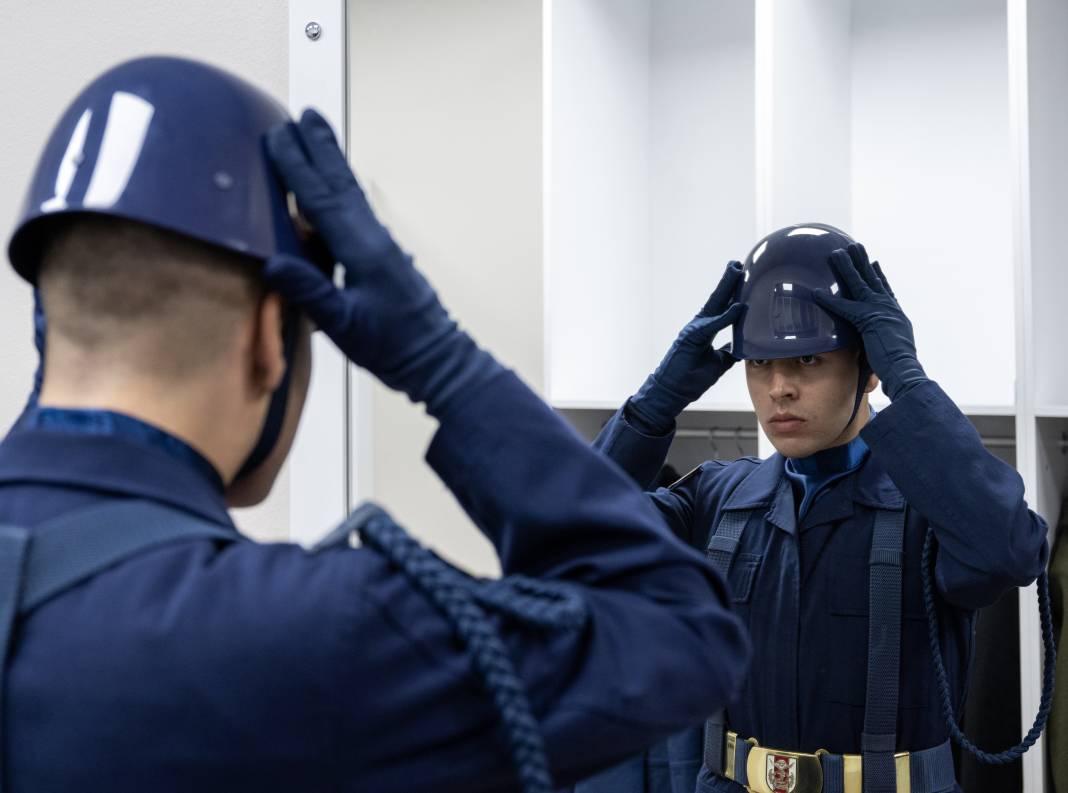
[38,215,263,378]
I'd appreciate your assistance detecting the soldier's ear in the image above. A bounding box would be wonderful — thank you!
[864,372,880,395]
[249,292,287,397]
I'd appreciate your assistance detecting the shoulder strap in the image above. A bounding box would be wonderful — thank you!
[705,508,757,580]
[862,506,908,793]
[703,507,758,777]
[0,499,238,793]
[0,526,30,793]
[19,499,240,616]
[0,526,29,666]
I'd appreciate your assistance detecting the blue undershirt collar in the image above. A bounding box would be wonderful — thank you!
[24,406,224,491]
[784,408,876,519]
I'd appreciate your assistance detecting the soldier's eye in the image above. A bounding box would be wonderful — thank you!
[799,355,818,366]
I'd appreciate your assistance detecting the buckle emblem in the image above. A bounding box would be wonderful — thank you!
[766,753,797,793]
[746,746,823,793]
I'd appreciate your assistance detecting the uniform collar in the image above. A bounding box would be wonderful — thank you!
[787,432,869,478]
[785,432,870,520]
[0,420,235,529]
[721,451,904,535]
[27,406,224,489]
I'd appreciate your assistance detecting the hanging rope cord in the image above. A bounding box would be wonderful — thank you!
[922,527,1056,763]
[352,505,589,793]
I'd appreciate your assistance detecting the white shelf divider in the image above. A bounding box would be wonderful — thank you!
[287,0,354,545]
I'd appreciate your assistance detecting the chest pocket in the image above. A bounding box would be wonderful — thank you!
[704,508,762,605]
[723,553,762,604]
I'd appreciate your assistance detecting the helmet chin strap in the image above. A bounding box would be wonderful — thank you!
[839,349,872,441]
[232,311,298,483]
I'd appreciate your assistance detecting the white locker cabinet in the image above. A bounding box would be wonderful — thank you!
[546,0,1017,414]
[287,1,1067,788]
[547,0,757,411]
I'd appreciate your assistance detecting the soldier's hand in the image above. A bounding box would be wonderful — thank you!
[626,261,745,436]
[812,243,927,401]
[261,109,461,402]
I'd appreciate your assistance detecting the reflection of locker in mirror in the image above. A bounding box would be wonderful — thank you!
[317,0,1068,790]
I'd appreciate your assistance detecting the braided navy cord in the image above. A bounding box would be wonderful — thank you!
[354,505,587,793]
[922,527,1056,763]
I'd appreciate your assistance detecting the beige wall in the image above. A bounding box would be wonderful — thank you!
[0,0,546,565]
[348,0,543,575]
[0,0,291,540]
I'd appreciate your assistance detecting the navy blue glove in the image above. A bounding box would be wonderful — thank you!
[626,262,745,436]
[262,109,502,418]
[812,243,927,401]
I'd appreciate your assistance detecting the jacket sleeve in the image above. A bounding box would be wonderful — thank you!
[336,369,750,792]
[590,403,714,549]
[591,403,675,490]
[861,379,1049,609]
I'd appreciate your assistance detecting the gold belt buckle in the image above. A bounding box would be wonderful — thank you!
[728,733,913,793]
[744,744,824,793]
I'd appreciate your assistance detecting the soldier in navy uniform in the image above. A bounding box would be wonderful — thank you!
[577,224,1049,793]
[0,57,751,792]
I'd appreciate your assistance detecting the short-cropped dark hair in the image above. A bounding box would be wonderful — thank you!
[38,215,263,377]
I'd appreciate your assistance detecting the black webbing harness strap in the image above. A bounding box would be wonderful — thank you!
[0,500,240,793]
[862,508,907,793]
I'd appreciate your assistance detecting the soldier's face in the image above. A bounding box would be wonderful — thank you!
[745,347,878,458]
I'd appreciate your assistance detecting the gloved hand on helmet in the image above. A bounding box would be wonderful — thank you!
[625,262,746,436]
[811,243,928,401]
[261,109,502,419]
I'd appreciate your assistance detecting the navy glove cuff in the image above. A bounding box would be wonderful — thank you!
[626,377,688,437]
[385,327,506,420]
[883,360,929,402]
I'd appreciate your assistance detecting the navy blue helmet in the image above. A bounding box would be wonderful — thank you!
[7,56,315,480]
[8,55,308,283]
[732,223,862,361]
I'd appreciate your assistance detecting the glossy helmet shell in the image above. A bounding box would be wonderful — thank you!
[7,55,307,283]
[732,222,862,360]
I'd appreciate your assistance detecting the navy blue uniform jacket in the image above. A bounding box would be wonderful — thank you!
[593,381,1048,789]
[1,370,750,792]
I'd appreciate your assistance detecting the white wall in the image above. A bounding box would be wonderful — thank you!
[649,0,756,411]
[548,0,653,407]
[548,0,758,411]
[851,0,1014,410]
[767,0,853,230]
[0,0,292,541]
[348,0,544,576]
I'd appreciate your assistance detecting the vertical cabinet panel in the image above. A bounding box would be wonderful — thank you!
[765,0,853,229]
[1027,0,1068,415]
[1024,1,1068,788]
[287,0,351,546]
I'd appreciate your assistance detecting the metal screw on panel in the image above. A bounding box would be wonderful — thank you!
[305,21,322,41]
